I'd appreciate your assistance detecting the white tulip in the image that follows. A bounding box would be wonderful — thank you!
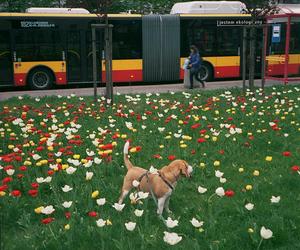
[96,198,106,206]
[94,157,102,165]
[149,166,158,174]
[32,154,41,160]
[125,222,136,231]
[219,177,227,183]
[260,226,273,239]
[270,196,280,203]
[66,167,77,174]
[245,203,254,211]
[62,185,73,192]
[215,170,224,178]
[112,203,125,212]
[96,219,106,227]
[44,177,52,183]
[36,177,44,183]
[165,217,179,228]
[163,232,182,245]
[197,186,207,194]
[86,172,94,180]
[41,205,55,215]
[138,191,149,199]
[215,187,225,197]
[62,201,73,208]
[134,209,144,217]
[190,218,204,228]
[6,169,15,176]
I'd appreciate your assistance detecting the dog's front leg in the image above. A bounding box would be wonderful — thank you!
[164,196,172,214]
[118,189,129,204]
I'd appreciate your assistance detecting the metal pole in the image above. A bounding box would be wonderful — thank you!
[92,27,97,102]
[284,16,291,85]
[261,25,267,89]
[105,24,113,104]
[242,27,247,93]
[248,27,256,91]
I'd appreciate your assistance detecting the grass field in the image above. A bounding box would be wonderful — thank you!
[1,86,300,250]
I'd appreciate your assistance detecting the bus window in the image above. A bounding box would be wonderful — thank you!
[217,28,240,56]
[0,30,12,83]
[15,30,63,61]
[111,20,142,59]
[181,19,217,57]
[290,23,300,54]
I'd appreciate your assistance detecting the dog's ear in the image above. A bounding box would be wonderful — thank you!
[179,160,190,178]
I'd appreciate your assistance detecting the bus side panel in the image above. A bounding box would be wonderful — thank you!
[267,54,300,76]
[102,59,143,82]
[13,61,67,86]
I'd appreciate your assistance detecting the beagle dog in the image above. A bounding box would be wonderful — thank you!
[118,141,193,215]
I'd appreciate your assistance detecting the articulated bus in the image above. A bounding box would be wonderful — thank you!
[0,2,299,90]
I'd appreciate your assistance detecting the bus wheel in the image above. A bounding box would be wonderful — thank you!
[199,63,213,82]
[28,68,53,90]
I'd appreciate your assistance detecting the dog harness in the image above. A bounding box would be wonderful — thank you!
[137,171,174,190]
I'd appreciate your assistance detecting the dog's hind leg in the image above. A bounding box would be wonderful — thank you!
[118,189,129,204]
[157,191,171,215]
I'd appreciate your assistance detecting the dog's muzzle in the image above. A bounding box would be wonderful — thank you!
[187,165,193,177]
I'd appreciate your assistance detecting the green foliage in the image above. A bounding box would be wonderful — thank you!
[1,85,300,249]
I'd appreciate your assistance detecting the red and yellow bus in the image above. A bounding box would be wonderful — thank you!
[0,7,299,90]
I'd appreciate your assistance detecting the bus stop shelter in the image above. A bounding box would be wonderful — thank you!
[263,5,300,85]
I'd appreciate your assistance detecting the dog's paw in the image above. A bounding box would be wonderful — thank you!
[166,208,173,214]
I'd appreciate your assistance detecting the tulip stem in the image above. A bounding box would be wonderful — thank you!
[257,238,263,250]
[208,193,217,203]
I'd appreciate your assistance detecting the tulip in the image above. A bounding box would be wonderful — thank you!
[265,156,272,162]
[125,222,136,231]
[92,190,99,198]
[165,217,178,228]
[134,209,144,217]
[245,185,253,191]
[96,219,106,227]
[245,203,254,211]
[225,189,235,197]
[260,226,273,239]
[64,224,70,230]
[190,218,204,228]
[88,211,98,217]
[11,190,21,197]
[214,161,220,167]
[163,232,182,245]
[41,217,54,224]
[215,187,225,197]
[253,170,260,176]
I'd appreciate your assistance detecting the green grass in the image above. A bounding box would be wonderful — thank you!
[1,86,300,250]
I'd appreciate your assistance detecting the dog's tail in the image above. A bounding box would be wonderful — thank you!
[123,141,134,170]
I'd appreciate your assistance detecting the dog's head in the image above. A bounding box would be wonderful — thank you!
[169,160,193,178]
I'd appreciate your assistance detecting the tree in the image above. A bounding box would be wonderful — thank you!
[0,0,61,12]
[242,0,278,91]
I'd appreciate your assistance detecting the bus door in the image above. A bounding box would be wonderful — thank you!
[85,29,103,83]
[66,30,82,82]
[0,30,13,85]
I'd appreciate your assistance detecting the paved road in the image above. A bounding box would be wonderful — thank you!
[0,79,298,101]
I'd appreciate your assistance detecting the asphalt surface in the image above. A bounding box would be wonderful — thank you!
[0,79,298,101]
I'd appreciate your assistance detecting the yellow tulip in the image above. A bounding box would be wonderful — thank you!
[180,144,187,148]
[121,134,127,139]
[239,168,244,173]
[56,159,62,163]
[214,161,220,167]
[253,170,260,176]
[106,219,112,225]
[73,154,80,159]
[212,137,218,142]
[246,185,253,191]
[92,190,99,198]
[265,156,272,162]
[64,224,70,230]
[34,206,44,214]
[248,228,254,233]
[0,191,6,197]
[8,145,14,149]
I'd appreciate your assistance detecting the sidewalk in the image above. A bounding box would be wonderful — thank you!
[0,79,297,101]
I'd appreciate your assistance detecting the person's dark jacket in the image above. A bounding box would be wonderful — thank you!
[189,53,202,69]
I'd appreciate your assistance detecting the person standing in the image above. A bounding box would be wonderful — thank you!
[188,45,205,89]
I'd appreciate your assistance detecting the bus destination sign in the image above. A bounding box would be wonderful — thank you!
[20,21,56,28]
[217,19,264,27]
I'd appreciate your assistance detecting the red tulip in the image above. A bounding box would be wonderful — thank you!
[11,190,21,197]
[28,189,38,197]
[41,217,55,224]
[282,151,291,157]
[291,165,300,172]
[2,177,13,184]
[153,154,162,159]
[19,166,27,171]
[31,183,39,189]
[197,138,206,143]
[0,185,8,192]
[65,212,71,219]
[225,190,235,197]
[168,155,176,161]
[88,211,98,217]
